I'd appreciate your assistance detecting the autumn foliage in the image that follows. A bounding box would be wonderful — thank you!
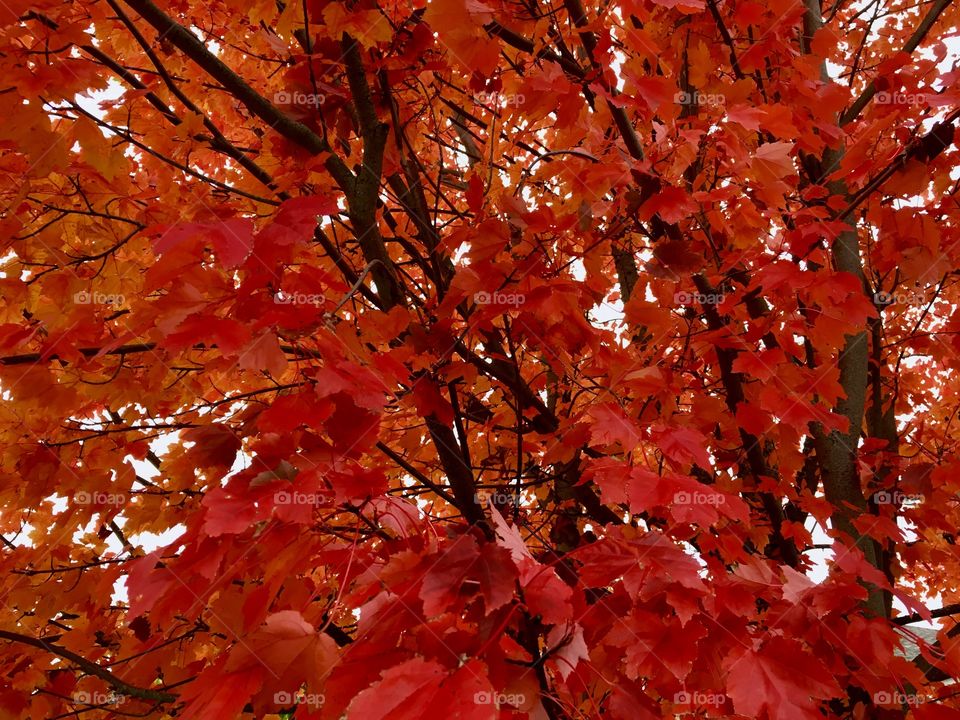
[3,0,960,717]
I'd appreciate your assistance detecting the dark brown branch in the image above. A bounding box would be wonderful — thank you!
[454,341,559,434]
[834,113,959,221]
[119,0,354,192]
[705,0,745,80]
[376,441,459,506]
[0,342,322,367]
[0,630,177,703]
[341,33,403,309]
[424,414,488,532]
[692,275,800,568]
[99,0,279,193]
[562,0,645,161]
[804,0,885,619]
[840,0,954,125]
[483,22,585,78]
[893,603,960,626]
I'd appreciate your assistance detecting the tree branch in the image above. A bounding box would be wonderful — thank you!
[840,0,954,126]
[894,603,960,626]
[803,0,885,620]
[0,630,177,704]
[341,33,403,309]
[119,0,354,191]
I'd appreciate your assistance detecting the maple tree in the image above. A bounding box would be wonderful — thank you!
[2,0,960,717]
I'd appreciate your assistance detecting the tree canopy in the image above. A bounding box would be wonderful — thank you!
[2,0,960,717]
